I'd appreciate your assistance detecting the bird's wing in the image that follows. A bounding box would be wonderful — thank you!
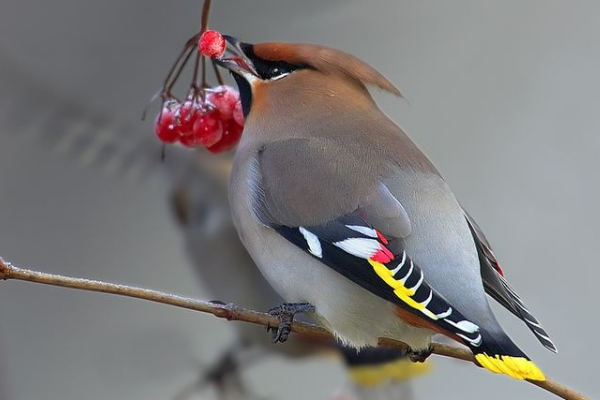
[276,212,483,348]
[463,211,558,353]
[251,138,547,381]
[252,138,483,347]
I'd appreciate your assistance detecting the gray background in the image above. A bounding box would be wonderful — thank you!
[0,0,598,399]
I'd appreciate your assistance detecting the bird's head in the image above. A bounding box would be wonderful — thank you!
[214,35,401,119]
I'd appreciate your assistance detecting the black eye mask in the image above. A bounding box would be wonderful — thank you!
[240,43,308,80]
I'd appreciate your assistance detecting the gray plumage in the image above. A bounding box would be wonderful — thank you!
[231,65,495,347]
[220,38,554,380]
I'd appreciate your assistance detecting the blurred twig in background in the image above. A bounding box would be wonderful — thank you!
[0,257,592,400]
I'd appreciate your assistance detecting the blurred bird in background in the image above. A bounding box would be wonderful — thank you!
[0,53,428,400]
[169,152,429,400]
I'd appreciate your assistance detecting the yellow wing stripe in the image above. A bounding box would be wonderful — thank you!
[369,259,415,295]
[369,259,439,320]
[475,353,546,381]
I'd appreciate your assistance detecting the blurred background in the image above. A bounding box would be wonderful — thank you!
[0,0,599,399]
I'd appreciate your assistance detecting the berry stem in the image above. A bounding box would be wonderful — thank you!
[162,35,199,97]
[212,59,225,86]
[149,0,215,110]
[201,55,208,89]
[141,35,198,120]
[197,0,213,89]
[165,43,196,97]
[199,0,213,34]
[191,47,201,92]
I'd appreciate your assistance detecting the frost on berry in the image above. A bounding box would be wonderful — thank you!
[198,30,226,59]
[207,85,239,120]
[192,109,223,147]
[179,131,202,148]
[233,100,244,127]
[176,101,201,136]
[207,120,243,153]
[154,102,179,144]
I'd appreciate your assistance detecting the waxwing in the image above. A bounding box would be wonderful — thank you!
[214,35,557,381]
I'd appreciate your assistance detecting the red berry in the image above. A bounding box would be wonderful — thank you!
[233,100,244,127]
[192,110,223,147]
[198,30,226,59]
[207,120,243,153]
[207,85,239,121]
[176,101,200,136]
[154,103,179,144]
[179,132,202,148]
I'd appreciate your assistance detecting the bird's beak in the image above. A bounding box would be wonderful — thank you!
[214,35,259,79]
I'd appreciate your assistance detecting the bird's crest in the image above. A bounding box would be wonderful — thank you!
[252,42,402,97]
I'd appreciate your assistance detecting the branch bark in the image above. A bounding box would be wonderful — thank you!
[0,257,591,400]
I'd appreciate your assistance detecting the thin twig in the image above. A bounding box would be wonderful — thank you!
[199,0,213,33]
[197,0,213,89]
[0,257,592,400]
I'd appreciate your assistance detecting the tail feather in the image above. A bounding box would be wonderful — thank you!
[498,275,558,353]
[472,329,545,381]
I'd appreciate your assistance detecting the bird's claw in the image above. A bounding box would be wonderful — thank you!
[266,302,315,343]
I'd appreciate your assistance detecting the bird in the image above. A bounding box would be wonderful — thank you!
[213,34,558,382]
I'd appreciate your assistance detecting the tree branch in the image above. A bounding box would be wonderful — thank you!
[0,257,591,400]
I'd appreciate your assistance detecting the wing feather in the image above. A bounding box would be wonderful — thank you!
[277,213,483,347]
[464,211,557,353]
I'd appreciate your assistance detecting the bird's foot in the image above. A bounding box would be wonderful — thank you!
[266,302,315,343]
[408,346,433,363]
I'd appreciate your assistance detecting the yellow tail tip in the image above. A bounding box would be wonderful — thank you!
[475,353,545,381]
[349,358,431,387]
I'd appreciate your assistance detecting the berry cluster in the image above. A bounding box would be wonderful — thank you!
[155,85,243,153]
[152,30,244,153]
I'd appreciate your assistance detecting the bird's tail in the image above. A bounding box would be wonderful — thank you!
[471,328,545,381]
